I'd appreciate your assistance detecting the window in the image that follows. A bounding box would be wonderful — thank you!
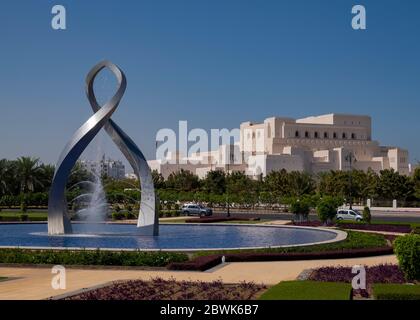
[342,133,347,139]
[333,132,337,139]
[305,131,309,138]
[295,131,299,138]
[324,132,328,139]
[351,133,356,139]
[314,132,319,138]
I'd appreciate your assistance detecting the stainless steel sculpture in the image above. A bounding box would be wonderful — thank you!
[48,60,158,236]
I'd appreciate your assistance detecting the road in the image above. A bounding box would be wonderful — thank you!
[213,210,420,224]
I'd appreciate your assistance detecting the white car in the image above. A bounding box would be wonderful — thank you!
[181,203,213,217]
[336,209,363,222]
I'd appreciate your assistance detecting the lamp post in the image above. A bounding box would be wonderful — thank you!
[226,162,230,218]
[345,152,356,210]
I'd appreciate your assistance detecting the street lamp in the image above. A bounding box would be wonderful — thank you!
[345,152,357,210]
[226,161,230,218]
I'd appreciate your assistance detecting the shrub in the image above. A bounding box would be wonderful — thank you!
[124,211,136,220]
[168,255,222,271]
[363,206,371,224]
[289,199,310,222]
[0,248,188,267]
[20,214,29,221]
[112,212,124,220]
[20,201,27,213]
[316,196,339,224]
[394,234,420,281]
[411,226,420,235]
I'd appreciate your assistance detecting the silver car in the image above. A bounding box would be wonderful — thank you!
[336,209,363,222]
[181,204,213,217]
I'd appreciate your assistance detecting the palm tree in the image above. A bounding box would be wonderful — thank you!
[0,159,12,196]
[15,157,45,194]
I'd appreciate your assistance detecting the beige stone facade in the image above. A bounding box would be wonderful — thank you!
[148,114,411,179]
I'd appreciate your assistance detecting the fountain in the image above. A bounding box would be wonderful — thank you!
[47,60,158,236]
[0,60,348,251]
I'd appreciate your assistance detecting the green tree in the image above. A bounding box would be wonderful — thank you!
[413,167,420,200]
[0,159,15,196]
[151,170,165,189]
[166,169,200,192]
[377,169,414,201]
[67,162,92,189]
[203,170,226,195]
[286,171,316,197]
[15,157,44,194]
[264,169,289,197]
[316,196,341,224]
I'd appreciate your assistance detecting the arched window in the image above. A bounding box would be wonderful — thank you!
[342,132,347,139]
[295,131,299,138]
[333,132,337,139]
[324,132,328,139]
[305,131,310,138]
[351,133,356,139]
[314,132,319,138]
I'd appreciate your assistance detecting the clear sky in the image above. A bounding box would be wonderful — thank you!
[1,0,419,169]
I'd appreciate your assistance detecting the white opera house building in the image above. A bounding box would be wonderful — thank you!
[148,114,411,179]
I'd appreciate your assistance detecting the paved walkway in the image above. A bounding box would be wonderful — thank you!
[0,255,397,300]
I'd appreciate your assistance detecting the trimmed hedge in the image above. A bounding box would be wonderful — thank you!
[168,255,222,271]
[338,223,412,234]
[0,215,47,222]
[373,284,420,300]
[394,234,420,281]
[168,247,393,271]
[0,248,188,267]
[184,217,253,223]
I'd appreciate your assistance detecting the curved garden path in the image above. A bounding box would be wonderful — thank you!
[0,254,397,300]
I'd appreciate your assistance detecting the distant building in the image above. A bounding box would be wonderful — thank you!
[148,114,411,179]
[80,155,126,180]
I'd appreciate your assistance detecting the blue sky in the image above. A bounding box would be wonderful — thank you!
[0,0,419,168]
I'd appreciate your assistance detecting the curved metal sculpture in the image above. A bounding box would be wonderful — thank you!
[48,60,158,236]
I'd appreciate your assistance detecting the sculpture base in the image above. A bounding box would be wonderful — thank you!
[136,223,159,236]
[47,214,73,235]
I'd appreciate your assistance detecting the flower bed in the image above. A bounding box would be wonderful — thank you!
[308,264,407,299]
[308,264,406,284]
[64,278,267,300]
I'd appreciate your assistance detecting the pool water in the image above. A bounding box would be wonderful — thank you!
[0,223,338,250]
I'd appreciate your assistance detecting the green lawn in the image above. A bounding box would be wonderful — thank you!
[0,211,47,221]
[373,284,420,300]
[259,281,352,300]
[193,230,387,257]
[338,219,420,229]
